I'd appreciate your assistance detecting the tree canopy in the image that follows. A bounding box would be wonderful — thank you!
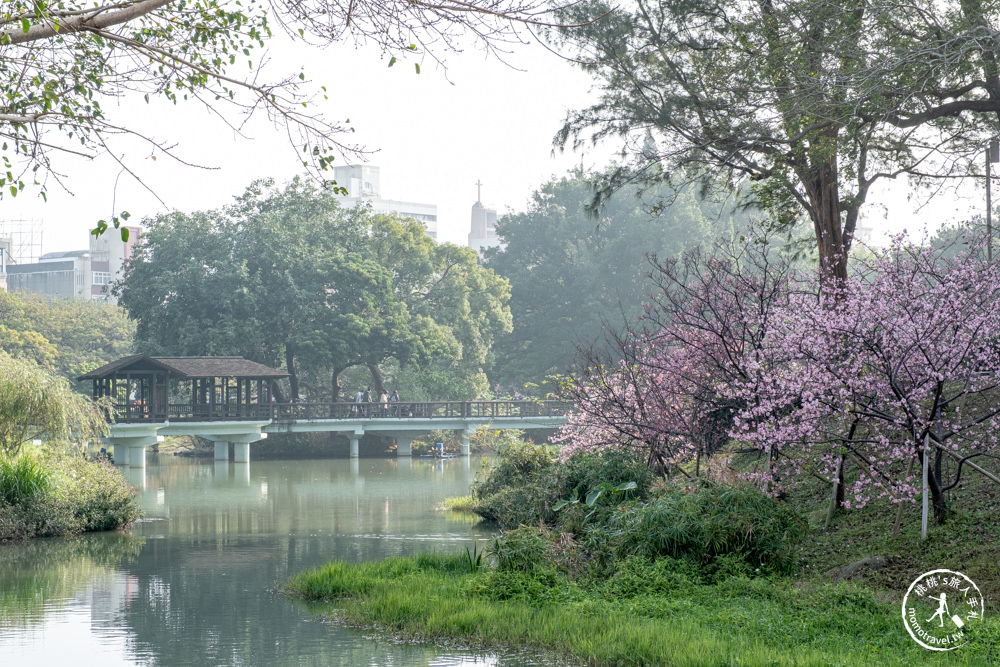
[116,178,511,400]
[484,169,745,391]
[0,291,134,384]
[554,0,1000,282]
[0,351,107,456]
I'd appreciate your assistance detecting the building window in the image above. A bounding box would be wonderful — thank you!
[92,271,112,285]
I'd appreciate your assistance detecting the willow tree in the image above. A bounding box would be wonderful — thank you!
[0,0,566,231]
[555,0,1000,283]
[0,352,107,457]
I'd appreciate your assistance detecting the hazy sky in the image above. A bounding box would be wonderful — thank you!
[0,27,986,257]
[3,32,612,255]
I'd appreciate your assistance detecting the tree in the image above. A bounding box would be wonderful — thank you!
[0,0,563,225]
[555,228,794,475]
[0,291,134,383]
[554,0,1000,283]
[116,178,511,401]
[485,169,737,391]
[0,351,107,456]
[731,233,1000,525]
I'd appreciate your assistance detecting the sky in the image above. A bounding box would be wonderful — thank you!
[0,25,989,258]
[2,30,613,256]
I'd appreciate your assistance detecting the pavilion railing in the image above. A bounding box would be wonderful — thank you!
[109,400,573,424]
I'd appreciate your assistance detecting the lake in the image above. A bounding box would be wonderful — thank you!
[0,454,539,666]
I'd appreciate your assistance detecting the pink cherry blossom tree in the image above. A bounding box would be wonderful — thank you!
[558,225,1000,525]
[555,228,795,475]
[731,232,1000,523]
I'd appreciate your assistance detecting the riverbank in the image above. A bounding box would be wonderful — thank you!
[284,551,999,666]
[284,442,1000,665]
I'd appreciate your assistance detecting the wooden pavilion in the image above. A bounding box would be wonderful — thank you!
[79,355,288,422]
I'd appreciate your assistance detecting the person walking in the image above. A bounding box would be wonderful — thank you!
[378,390,389,416]
[362,388,372,417]
[352,389,363,416]
[389,389,399,416]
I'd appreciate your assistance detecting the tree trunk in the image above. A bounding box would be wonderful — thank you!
[367,363,386,396]
[331,366,347,403]
[285,346,299,402]
[802,129,850,286]
[917,446,950,525]
[825,454,846,527]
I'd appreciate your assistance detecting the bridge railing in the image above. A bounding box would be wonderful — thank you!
[109,399,573,423]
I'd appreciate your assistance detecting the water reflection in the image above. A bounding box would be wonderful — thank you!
[0,456,529,666]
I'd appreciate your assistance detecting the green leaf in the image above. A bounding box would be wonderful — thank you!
[120,227,130,242]
[615,481,638,492]
[388,57,396,68]
[552,499,569,512]
[414,63,420,74]
[585,488,604,507]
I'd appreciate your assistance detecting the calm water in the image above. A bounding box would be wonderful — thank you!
[0,455,536,666]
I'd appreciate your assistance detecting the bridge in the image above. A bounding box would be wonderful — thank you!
[79,355,572,468]
[105,399,571,467]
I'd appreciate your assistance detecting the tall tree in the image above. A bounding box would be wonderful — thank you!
[0,291,134,383]
[484,169,735,390]
[554,0,1000,283]
[116,178,511,401]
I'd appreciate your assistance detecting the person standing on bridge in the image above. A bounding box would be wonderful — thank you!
[363,388,372,417]
[378,390,389,416]
[389,389,399,416]
[352,389,364,416]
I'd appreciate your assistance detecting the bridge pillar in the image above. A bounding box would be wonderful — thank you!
[350,436,360,458]
[393,431,424,457]
[104,432,162,469]
[460,429,475,456]
[114,444,129,466]
[234,443,250,463]
[129,446,147,469]
[214,442,229,461]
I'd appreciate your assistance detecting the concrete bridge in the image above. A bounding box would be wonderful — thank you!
[105,399,572,468]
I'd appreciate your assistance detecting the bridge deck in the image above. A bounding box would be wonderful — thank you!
[111,400,572,424]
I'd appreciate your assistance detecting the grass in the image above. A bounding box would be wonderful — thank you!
[440,495,478,513]
[285,552,1000,665]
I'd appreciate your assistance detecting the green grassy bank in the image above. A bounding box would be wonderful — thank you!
[284,442,1000,665]
[285,552,1000,666]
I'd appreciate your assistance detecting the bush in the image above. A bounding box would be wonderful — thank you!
[610,481,807,574]
[472,439,554,501]
[488,525,551,572]
[0,452,141,541]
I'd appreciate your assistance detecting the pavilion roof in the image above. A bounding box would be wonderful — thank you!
[78,355,289,380]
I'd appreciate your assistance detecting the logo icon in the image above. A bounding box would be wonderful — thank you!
[902,569,984,651]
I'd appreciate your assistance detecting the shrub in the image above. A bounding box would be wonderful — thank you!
[610,481,807,574]
[0,452,141,541]
[488,525,550,573]
[601,555,700,599]
[472,440,554,501]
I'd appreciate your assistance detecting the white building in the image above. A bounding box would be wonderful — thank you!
[4,226,140,301]
[332,165,439,240]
